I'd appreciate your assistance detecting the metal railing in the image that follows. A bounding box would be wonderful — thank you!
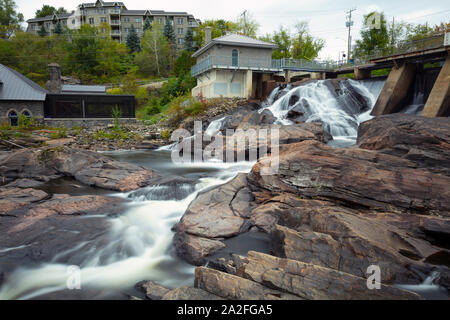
[272,58,339,71]
[191,55,275,77]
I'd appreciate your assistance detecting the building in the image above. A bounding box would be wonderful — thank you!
[26,0,200,49]
[0,63,135,127]
[191,30,280,99]
[0,64,48,126]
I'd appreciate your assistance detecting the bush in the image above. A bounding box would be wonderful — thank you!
[161,129,171,141]
[108,87,124,95]
[135,86,150,106]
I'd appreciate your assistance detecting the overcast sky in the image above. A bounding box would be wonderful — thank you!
[15,0,450,59]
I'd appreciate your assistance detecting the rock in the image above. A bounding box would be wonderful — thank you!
[3,178,46,188]
[173,233,226,266]
[135,280,171,300]
[194,267,301,300]
[162,286,223,300]
[0,147,160,192]
[175,173,252,239]
[0,188,48,215]
[249,140,450,215]
[239,251,421,300]
[357,114,450,174]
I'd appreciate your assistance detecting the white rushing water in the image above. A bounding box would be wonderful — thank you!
[262,79,385,146]
[0,150,254,300]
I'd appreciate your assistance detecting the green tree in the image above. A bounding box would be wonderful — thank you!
[353,12,390,59]
[184,28,195,52]
[194,19,239,47]
[261,26,292,59]
[143,17,151,32]
[236,11,259,37]
[0,0,24,39]
[53,21,63,35]
[35,5,67,18]
[173,50,196,77]
[164,17,176,44]
[126,24,141,53]
[38,24,47,37]
[136,22,170,77]
[290,22,324,60]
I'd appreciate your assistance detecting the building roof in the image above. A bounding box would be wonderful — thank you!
[192,34,278,58]
[0,64,48,101]
[61,85,106,94]
[27,13,73,23]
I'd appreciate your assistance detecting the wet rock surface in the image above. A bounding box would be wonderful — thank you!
[172,113,450,299]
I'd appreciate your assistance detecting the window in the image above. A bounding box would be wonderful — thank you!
[123,17,130,22]
[157,18,163,23]
[62,20,66,25]
[178,28,183,35]
[134,18,140,23]
[178,38,184,45]
[177,18,184,25]
[8,111,18,126]
[72,19,75,25]
[89,18,94,25]
[125,28,129,33]
[21,110,31,119]
[232,49,239,67]
[100,17,107,23]
[46,23,50,28]
[31,24,35,30]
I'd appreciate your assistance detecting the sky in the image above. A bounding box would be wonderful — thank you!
[15,0,450,60]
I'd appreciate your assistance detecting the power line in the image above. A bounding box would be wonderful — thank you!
[346,8,356,63]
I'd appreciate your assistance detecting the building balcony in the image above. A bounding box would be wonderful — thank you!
[110,20,120,25]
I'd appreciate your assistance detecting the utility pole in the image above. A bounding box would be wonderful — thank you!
[241,10,248,36]
[346,8,356,64]
[392,17,395,46]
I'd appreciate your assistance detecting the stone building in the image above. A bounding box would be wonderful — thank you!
[191,30,280,99]
[0,63,135,127]
[26,0,199,49]
[0,64,48,125]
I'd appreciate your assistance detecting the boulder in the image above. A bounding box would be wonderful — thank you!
[239,251,421,300]
[357,114,450,174]
[135,280,171,300]
[194,267,301,300]
[249,140,450,215]
[0,147,160,192]
[162,286,223,300]
[0,188,48,215]
[173,233,226,266]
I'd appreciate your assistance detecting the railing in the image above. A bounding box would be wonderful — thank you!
[272,58,339,71]
[110,20,120,25]
[191,55,275,77]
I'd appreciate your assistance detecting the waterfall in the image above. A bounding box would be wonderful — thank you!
[262,78,385,146]
[0,151,254,300]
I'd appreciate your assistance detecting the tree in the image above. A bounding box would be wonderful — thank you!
[126,24,141,53]
[35,5,67,18]
[53,21,63,35]
[143,17,151,32]
[236,11,259,37]
[290,22,324,60]
[164,17,176,44]
[353,12,390,59]
[194,19,239,47]
[173,50,196,77]
[0,0,24,39]
[261,26,292,59]
[136,22,170,77]
[38,24,47,37]
[184,28,195,52]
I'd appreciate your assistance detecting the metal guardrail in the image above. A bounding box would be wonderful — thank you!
[191,35,448,76]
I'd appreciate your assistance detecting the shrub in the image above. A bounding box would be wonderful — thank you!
[108,87,124,95]
[161,129,171,141]
[135,86,150,106]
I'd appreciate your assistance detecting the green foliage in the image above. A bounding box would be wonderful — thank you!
[136,22,170,77]
[17,114,37,129]
[184,28,195,52]
[260,26,291,59]
[161,129,171,141]
[50,128,67,139]
[143,17,152,32]
[194,19,238,47]
[38,25,47,37]
[0,0,24,39]
[53,21,63,35]
[108,87,124,95]
[111,106,122,132]
[353,12,390,58]
[164,18,176,44]
[173,50,196,77]
[235,11,259,37]
[135,86,150,106]
[126,24,141,53]
[35,5,67,18]
[290,22,325,60]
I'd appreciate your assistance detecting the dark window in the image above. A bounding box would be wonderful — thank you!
[22,110,31,119]
[232,49,239,67]
[8,111,18,126]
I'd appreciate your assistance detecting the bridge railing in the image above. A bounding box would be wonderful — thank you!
[272,58,339,71]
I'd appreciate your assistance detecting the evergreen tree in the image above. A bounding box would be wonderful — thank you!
[53,21,63,35]
[143,17,151,32]
[126,24,141,53]
[163,17,176,44]
[38,24,47,37]
[184,28,195,52]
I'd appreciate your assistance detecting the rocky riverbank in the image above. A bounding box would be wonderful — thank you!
[154,113,450,300]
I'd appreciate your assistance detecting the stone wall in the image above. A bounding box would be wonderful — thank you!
[0,101,44,124]
[43,118,137,128]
